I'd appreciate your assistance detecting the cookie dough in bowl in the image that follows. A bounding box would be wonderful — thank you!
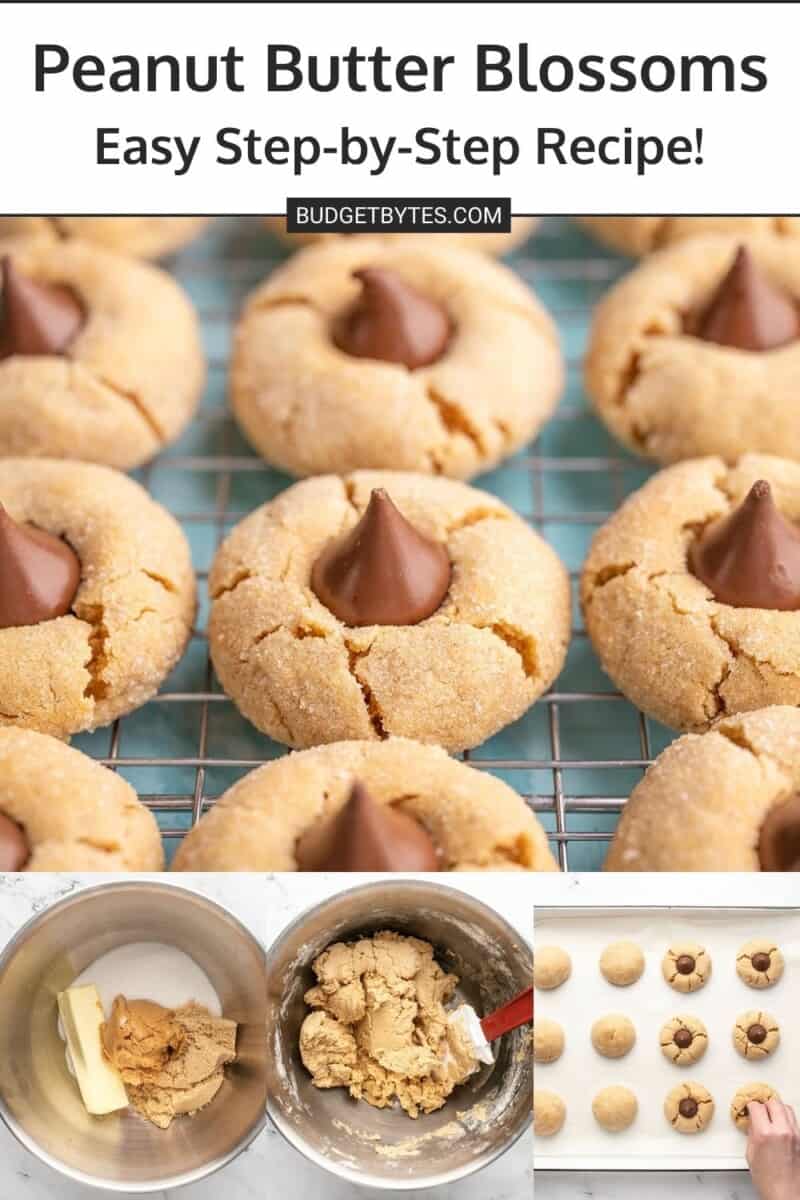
[585,235,800,466]
[576,216,800,258]
[0,458,195,739]
[582,454,800,732]
[262,216,540,256]
[0,728,163,870]
[0,238,205,468]
[604,707,800,871]
[208,471,570,752]
[230,236,562,479]
[171,737,556,872]
[0,216,211,260]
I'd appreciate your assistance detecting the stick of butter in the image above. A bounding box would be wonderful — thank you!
[57,985,129,1116]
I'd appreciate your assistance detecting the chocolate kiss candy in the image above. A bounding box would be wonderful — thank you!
[689,480,800,610]
[0,504,81,629]
[333,267,451,368]
[758,794,800,871]
[0,812,29,871]
[752,952,773,972]
[0,257,84,360]
[676,955,695,975]
[674,1028,693,1049]
[747,1024,768,1045]
[694,245,799,351]
[311,488,451,626]
[294,780,441,872]
[679,1097,699,1119]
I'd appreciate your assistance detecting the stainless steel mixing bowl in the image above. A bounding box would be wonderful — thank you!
[265,879,532,1190]
[0,880,267,1191]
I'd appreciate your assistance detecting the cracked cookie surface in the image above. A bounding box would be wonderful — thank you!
[0,458,195,738]
[230,236,562,479]
[664,1081,715,1134]
[262,217,539,256]
[731,1083,779,1131]
[171,736,557,871]
[585,235,800,465]
[208,471,570,752]
[660,1015,709,1066]
[577,216,800,258]
[662,944,711,992]
[582,455,800,732]
[733,1010,780,1060]
[737,939,786,986]
[605,707,800,871]
[0,727,163,870]
[0,217,210,260]
[0,236,205,468]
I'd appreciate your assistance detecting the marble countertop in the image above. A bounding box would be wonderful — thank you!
[0,871,531,1200]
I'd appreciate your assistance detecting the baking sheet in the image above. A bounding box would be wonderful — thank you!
[533,906,800,1171]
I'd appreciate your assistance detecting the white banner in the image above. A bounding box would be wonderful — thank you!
[1,1,796,213]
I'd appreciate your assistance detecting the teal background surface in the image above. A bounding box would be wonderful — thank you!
[72,217,678,870]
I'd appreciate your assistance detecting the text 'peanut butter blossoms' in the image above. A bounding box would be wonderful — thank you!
[230,237,563,479]
[585,234,800,466]
[582,455,800,733]
[0,236,205,469]
[207,471,571,753]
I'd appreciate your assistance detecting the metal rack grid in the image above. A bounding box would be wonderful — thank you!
[71,216,675,872]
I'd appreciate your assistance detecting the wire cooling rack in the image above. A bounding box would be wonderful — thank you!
[71,216,677,871]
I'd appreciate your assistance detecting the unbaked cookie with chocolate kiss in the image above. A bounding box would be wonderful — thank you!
[0,458,195,739]
[585,235,800,465]
[605,706,800,872]
[0,238,205,469]
[0,727,163,871]
[576,216,800,258]
[0,217,211,260]
[171,737,556,871]
[229,235,562,479]
[208,471,570,752]
[582,454,800,732]
[262,217,539,256]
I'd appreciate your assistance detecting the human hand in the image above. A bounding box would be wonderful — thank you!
[747,1099,800,1200]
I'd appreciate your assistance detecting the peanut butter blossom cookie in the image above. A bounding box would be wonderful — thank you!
[172,737,556,872]
[577,216,800,257]
[606,708,800,872]
[586,237,800,465]
[230,236,563,478]
[0,458,195,738]
[731,1084,779,1132]
[0,217,211,260]
[662,944,711,993]
[738,940,786,986]
[733,1011,780,1060]
[0,239,205,468]
[263,216,540,256]
[208,471,570,752]
[583,455,800,732]
[0,728,163,871]
[660,1016,709,1066]
[664,1082,715,1134]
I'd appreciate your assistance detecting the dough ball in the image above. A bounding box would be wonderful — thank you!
[733,1011,780,1060]
[592,1085,638,1132]
[534,1089,566,1136]
[737,941,785,988]
[599,941,645,986]
[534,946,572,990]
[591,1013,636,1059]
[659,1015,709,1066]
[731,1083,779,1132]
[665,1082,715,1134]
[662,943,711,993]
[534,1018,565,1064]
